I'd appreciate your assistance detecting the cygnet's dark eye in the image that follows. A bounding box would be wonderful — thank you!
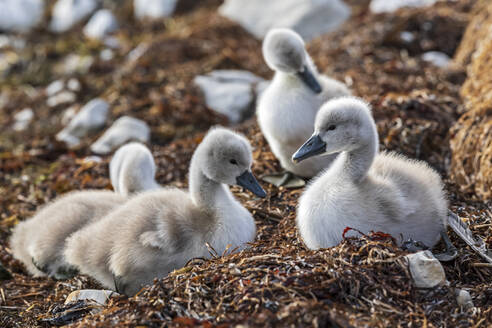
[327,125,337,131]
[230,159,238,165]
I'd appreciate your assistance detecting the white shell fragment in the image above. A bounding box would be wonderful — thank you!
[421,51,451,68]
[405,250,446,288]
[50,0,98,33]
[47,91,77,107]
[134,0,178,20]
[456,289,474,309]
[90,116,151,155]
[0,0,44,33]
[194,70,266,123]
[56,98,110,148]
[370,0,436,13]
[83,9,119,40]
[65,289,119,306]
[13,108,34,132]
[46,80,65,97]
[219,0,350,41]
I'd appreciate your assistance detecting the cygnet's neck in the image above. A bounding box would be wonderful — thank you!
[189,151,232,211]
[333,128,378,183]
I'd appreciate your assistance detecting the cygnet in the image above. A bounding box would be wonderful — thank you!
[9,191,126,278]
[110,142,160,195]
[257,28,351,183]
[64,127,266,295]
[292,97,448,249]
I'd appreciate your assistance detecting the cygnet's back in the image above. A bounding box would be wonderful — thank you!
[257,28,350,177]
[293,97,447,249]
[64,127,266,295]
[110,142,160,195]
[9,191,126,278]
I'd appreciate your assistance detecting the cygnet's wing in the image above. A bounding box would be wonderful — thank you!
[137,192,198,252]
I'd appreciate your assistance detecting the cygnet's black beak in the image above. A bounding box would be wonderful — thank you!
[236,170,267,198]
[292,134,326,163]
[297,65,322,94]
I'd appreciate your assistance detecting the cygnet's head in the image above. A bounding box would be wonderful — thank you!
[110,142,158,195]
[196,127,266,198]
[292,97,377,163]
[263,28,322,93]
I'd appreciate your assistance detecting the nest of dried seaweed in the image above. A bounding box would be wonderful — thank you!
[1,0,491,327]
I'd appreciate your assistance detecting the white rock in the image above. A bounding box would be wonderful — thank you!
[194,70,265,123]
[13,108,34,131]
[0,35,26,50]
[0,0,44,32]
[103,36,121,49]
[405,251,446,288]
[65,289,119,306]
[134,0,178,20]
[67,78,81,92]
[46,80,65,97]
[219,0,350,41]
[421,51,451,68]
[83,9,118,40]
[456,289,474,309]
[90,116,150,155]
[50,0,98,33]
[100,48,114,61]
[56,98,109,148]
[60,54,94,75]
[370,0,436,13]
[47,91,76,107]
[83,155,102,163]
[400,31,415,43]
[61,105,78,125]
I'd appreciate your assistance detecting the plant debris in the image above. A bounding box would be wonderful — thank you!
[0,0,491,327]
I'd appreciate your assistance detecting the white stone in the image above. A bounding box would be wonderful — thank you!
[421,51,451,68]
[0,0,44,32]
[84,9,118,40]
[103,36,121,49]
[56,98,109,148]
[0,35,26,50]
[13,108,34,131]
[65,289,119,306]
[370,0,436,13]
[134,0,178,20]
[90,116,150,155]
[83,155,102,163]
[400,31,415,43]
[100,48,114,61]
[50,0,98,33]
[194,70,265,123]
[61,105,78,125]
[67,78,81,92]
[60,54,94,75]
[456,289,474,309]
[46,80,65,97]
[47,91,76,107]
[405,250,446,288]
[219,0,350,41]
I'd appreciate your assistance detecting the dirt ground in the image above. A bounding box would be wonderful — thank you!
[0,0,491,327]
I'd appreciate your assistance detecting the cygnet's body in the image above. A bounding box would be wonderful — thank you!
[64,127,266,295]
[9,191,126,278]
[8,143,158,278]
[110,142,160,195]
[293,97,447,249]
[257,28,350,178]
